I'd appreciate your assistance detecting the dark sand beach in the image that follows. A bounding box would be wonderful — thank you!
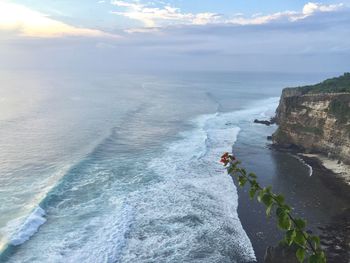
[232,132,350,262]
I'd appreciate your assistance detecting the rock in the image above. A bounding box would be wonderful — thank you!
[272,73,350,164]
[269,117,277,124]
[254,119,272,126]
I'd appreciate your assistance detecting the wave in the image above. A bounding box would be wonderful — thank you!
[0,206,47,259]
[8,207,46,246]
[61,202,134,263]
[118,98,280,262]
[294,155,313,177]
[0,105,151,261]
[1,97,280,262]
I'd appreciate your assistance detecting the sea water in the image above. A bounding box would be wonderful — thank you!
[0,70,327,262]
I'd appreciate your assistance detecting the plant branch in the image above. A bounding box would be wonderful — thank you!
[220,152,326,263]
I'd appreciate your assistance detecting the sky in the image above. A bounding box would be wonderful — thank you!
[0,0,349,72]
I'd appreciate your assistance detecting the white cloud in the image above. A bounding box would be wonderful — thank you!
[125,27,161,34]
[302,2,344,15]
[111,0,220,27]
[228,2,344,25]
[0,1,119,38]
[111,1,345,28]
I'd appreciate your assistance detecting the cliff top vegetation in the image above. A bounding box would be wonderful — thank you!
[293,73,350,94]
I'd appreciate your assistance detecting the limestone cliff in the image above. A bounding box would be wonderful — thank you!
[272,73,350,164]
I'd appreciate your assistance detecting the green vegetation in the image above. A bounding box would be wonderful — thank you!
[220,152,327,263]
[295,73,350,94]
[328,98,350,123]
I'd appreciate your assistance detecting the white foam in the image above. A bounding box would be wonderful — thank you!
[62,202,134,263]
[3,97,280,262]
[295,155,313,176]
[9,206,46,246]
[5,197,135,263]
[118,100,285,262]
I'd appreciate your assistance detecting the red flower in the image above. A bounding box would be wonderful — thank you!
[220,158,227,163]
[220,152,237,166]
[221,152,229,159]
[220,152,230,166]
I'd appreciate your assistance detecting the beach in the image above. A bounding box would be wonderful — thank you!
[301,153,350,187]
[234,125,350,262]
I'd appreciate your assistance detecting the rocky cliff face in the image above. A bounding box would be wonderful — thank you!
[272,88,350,164]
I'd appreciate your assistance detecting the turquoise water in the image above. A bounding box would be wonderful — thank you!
[0,71,328,262]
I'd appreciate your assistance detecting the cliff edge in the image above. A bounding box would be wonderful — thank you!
[272,73,350,164]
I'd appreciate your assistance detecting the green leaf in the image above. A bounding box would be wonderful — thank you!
[311,236,320,248]
[278,213,291,230]
[238,176,247,187]
[248,172,257,179]
[294,230,307,246]
[266,203,274,217]
[276,207,285,217]
[249,187,257,200]
[281,204,291,212]
[262,193,273,206]
[310,252,326,263]
[296,248,305,263]
[275,194,285,204]
[250,179,259,188]
[257,190,265,203]
[286,229,296,246]
[240,168,247,175]
[294,218,306,229]
[308,255,317,263]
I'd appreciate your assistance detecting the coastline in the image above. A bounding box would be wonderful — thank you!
[234,137,350,263]
[275,149,350,262]
[300,153,350,187]
[296,153,350,262]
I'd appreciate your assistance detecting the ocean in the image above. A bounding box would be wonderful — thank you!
[0,70,334,262]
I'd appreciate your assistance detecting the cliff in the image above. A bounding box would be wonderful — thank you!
[272,73,350,164]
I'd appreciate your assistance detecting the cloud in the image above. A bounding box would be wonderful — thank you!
[302,2,343,14]
[111,0,221,27]
[0,1,348,73]
[0,1,119,38]
[227,2,345,25]
[111,1,345,28]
